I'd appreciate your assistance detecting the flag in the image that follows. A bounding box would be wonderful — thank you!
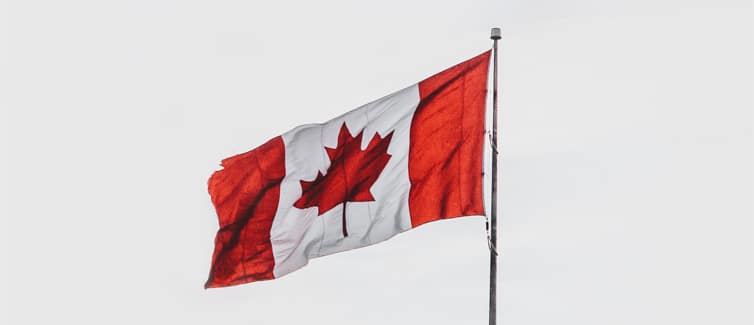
[206,51,491,288]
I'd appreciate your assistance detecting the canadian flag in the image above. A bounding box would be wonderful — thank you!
[206,51,491,288]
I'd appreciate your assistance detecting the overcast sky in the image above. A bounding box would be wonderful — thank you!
[1,0,751,324]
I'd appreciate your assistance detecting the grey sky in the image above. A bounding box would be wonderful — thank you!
[1,0,751,324]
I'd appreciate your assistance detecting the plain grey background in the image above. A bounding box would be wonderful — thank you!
[1,0,751,324]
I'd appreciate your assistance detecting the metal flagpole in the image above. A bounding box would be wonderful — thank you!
[489,27,501,325]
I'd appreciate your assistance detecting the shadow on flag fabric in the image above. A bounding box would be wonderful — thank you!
[206,51,491,288]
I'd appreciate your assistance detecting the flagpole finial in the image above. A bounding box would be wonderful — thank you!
[490,27,501,40]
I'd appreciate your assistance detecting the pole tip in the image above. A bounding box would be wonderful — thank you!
[490,27,501,40]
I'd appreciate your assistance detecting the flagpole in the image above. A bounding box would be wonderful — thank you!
[489,27,501,325]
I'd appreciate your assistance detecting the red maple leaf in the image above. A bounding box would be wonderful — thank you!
[294,123,394,237]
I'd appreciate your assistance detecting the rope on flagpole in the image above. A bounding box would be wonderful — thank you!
[488,131,499,154]
[487,234,499,256]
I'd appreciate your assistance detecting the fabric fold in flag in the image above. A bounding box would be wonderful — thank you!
[206,50,491,288]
